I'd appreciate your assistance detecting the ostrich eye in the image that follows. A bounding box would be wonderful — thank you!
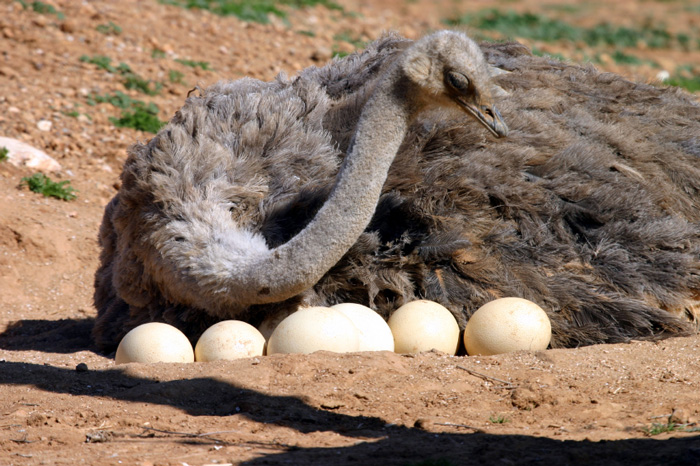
[446,71,470,92]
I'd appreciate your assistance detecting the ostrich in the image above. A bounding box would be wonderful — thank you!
[93,31,700,352]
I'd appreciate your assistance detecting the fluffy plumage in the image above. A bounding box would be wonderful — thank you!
[93,32,700,352]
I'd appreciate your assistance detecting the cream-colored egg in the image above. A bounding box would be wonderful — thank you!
[194,320,265,362]
[332,303,394,352]
[115,322,194,364]
[258,307,300,341]
[463,297,552,356]
[388,300,460,355]
[266,306,360,355]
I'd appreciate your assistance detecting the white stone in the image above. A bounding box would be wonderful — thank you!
[0,137,61,172]
[37,120,52,131]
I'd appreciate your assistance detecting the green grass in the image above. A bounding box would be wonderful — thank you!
[151,48,167,59]
[80,55,162,96]
[667,75,700,93]
[86,91,165,133]
[21,173,77,201]
[61,105,91,120]
[16,0,65,19]
[168,69,185,84]
[159,0,343,24]
[80,55,116,72]
[123,73,162,95]
[110,106,165,133]
[643,422,682,436]
[489,415,509,424]
[446,10,578,43]
[332,49,350,58]
[610,50,644,65]
[445,9,692,50]
[96,21,122,35]
[86,91,145,109]
[334,31,365,49]
[174,58,211,70]
[0,146,8,162]
[542,3,584,14]
[331,31,365,58]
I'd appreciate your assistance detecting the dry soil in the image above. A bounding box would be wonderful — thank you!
[1,1,700,465]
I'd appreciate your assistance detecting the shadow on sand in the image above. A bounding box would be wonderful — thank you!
[0,317,97,353]
[1,320,699,465]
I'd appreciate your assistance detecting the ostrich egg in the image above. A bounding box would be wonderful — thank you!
[332,303,394,351]
[194,320,265,361]
[463,297,552,356]
[266,306,360,354]
[115,322,194,364]
[258,307,300,341]
[388,300,460,355]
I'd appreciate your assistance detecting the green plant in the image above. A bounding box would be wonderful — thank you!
[159,0,343,24]
[611,50,643,65]
[332,48,350,59]
[87,91,140,108]
[446,10,578,42]
[61,107,91,120]
[109,104,165,133]
[334,31,365,49]
[0,146,8,162]
[80,54,116,72]
[151,48,167,59]
[445,9,691,50]
[667,75,700,93]
[96,21,122,35]
[175,58,211,70]
[80,56,162,95]
[168,69,185,84]
[17,0,65,19]
[123,73,163,95]
[86,91,164,133]
[489,415,509,424]
[643,422,681,436]
[542,4,584,14]
[297,29,315,37]
[21,173,77,201]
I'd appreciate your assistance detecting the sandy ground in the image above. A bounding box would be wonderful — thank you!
[1,0,699,464]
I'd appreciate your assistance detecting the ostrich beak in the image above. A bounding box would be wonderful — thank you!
[463,102,509,138]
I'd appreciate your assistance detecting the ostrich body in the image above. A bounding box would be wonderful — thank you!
[93,31,700,352]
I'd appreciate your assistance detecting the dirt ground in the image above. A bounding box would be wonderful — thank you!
[1,0,700,464]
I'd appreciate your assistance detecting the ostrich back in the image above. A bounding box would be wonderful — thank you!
[93,34,700,351]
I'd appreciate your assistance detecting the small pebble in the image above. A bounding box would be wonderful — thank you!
[37,120,52,131]
[669,408,689,425]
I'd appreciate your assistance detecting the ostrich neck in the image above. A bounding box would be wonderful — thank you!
[247,69,412,305]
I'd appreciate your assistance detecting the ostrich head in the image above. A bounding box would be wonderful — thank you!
[400,30,509,138]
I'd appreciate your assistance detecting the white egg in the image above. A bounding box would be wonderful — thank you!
[258,307,300,341]
[388,300,460,355]
[332,303,394,352]
[266,306,360,355]
[194,320,265,362]
[463,297,552,356]
[115,322,194,364]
